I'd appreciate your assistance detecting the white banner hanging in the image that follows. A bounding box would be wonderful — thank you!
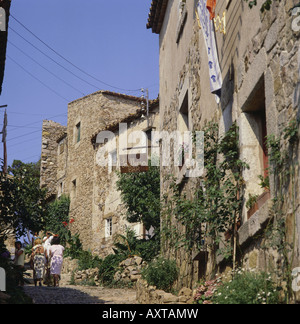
[197,0,223,98]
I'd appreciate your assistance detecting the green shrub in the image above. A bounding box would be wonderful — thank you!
[113,228,160,263]
[45,195,70,244]
[98,254,126,286]
[212,269,281,304]
[135,238,160,262]
[142,257,178,292]
[77,250,102,271]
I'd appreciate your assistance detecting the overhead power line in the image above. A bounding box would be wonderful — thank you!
[7,129,42,142]
[7,55,71,102]
[8,40,86,97]
[8,113,68,133]
[9,27,101,91]
[10,15,142,93]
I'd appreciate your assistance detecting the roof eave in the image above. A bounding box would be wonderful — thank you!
[147,0,169,34]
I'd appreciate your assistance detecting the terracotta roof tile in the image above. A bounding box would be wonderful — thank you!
[147,0,169,34]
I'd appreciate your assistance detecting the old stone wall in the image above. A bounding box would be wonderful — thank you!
[157,0,300,291]
[136,279,193,304]
[64,91,144,252]
[40,120,67,199]
[92,106,160,257]
[41,91,157,257]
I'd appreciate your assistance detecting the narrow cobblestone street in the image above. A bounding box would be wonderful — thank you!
[23,284,137,304]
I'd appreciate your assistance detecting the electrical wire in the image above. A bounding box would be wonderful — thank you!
[8,136,42,148]
[10,15,142,93]
[8,40,86,97]
[7,125,41,129]
[7,55,71,102]
[9,27,101,91]
[8,113,68,133]
[7,129,42,142]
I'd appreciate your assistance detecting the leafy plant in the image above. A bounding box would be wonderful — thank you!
[262,118,299,303]
[246,194,259,210]
[113,227,160,262]
[162,122,248,271]
[116,161,161,234]
[44,195,70,244]
[0,160,47,238]
[258,174,270,190]
[76,250,102,271]
[142,257,178,292]
[98,253,126,286]
[212,269,280,304]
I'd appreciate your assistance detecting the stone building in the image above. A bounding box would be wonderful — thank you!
[91,99,159,256]
[40,90,159,256]
[147,0,300,290]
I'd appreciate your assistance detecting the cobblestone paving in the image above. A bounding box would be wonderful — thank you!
[23,284,137,304]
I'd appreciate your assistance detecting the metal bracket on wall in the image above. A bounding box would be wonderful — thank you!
[195,8,201,29]
[195,9,226,35]
[214,11,226,35]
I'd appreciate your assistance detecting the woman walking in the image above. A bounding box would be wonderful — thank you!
[43,231,54,286]
[49,236,64,287]
[31,239,45,287]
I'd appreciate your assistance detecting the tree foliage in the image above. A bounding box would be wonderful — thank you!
[44,195,71,244]
[0,160,47,239]
[116,163,161,234]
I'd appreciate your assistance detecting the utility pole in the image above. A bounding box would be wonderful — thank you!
[0,105,8,174]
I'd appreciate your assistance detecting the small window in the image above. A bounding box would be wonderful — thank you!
[176,0,187,43]
[105,218,113,238]
[178,92,189,132]
[71,179,77,200]
[146,128,154,157]
[59,140,64,155]
[76,122,81,143]
[58,182,64,197]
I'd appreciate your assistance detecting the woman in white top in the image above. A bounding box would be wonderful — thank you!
[42,232,54,259]
[49,236,64,287]
[43,232,54,286]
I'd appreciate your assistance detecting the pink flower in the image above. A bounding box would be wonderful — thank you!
[203,300,213,305]
[204,290,214,298]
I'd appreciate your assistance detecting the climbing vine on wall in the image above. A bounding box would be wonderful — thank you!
[263,119,299,304]
[162,122,249,272]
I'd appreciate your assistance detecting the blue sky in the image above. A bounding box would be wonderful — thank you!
[0,0,159,167]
